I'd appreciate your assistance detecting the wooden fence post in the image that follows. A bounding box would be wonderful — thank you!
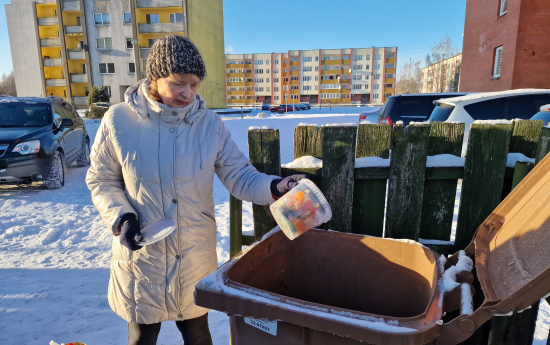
[385,123,431,240]
[248,128,281,238]
[294,124,323,159]
[352,124,392,237]
[536,126,550,164]
[420,123,465,241]
[229,194,242,258]
[454,123,513,251]
[322,125,357,233]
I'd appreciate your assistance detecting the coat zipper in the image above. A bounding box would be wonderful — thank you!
[201,211,216,223]
[171,120,184,318]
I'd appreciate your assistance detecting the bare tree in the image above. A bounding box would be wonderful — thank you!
[424,36,459,93]
[395,60,422,95]
[0,71,17,96]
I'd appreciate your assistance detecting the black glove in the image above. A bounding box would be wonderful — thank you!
[270,174,308,199]
[118,213,143,251]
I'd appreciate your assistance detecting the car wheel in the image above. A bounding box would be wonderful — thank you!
[75,139,91,167]
[45,151,66,189]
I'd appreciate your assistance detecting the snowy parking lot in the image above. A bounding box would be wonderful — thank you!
[1,107,549,345]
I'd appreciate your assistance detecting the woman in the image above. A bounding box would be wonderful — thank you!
[86,35,303,345]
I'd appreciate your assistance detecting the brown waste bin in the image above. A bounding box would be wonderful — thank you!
[195,153,550,345]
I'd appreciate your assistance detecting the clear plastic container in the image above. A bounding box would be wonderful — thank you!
[270,179,332,240]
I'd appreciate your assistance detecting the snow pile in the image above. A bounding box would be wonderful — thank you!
[359,120,372,124]
[282,156,323,169]
[440,250,474,293]
[461,283,474,315]
[426,154,465,167]
[473,119,511,125]
[410,121,430,126]
[355,157,390,168]
[507,153,535,167]
[248,126,260,130]
[297,123,319,127]
[256,112,268,118]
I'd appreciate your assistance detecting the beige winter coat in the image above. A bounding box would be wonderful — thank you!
[86,80,276,324]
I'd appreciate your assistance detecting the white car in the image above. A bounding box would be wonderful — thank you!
[428,89,550,129]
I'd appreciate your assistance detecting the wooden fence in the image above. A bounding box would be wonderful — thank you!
[228,120,550,345]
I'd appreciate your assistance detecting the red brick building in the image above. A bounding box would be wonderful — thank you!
[460,0,550,92]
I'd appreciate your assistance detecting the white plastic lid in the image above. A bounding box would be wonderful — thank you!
[299,179,332,223]
[136,219,177,246]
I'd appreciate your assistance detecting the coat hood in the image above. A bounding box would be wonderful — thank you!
[124,79,207,124]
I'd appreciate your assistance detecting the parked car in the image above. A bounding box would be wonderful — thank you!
[270,104,294,112]
[261,104,270,110]
[428,90,550,128]
[378,93,468,125]
[300,102,311,110]
[359,108,382,122]
[298,104,307,110]
[90,102,112,110]
[530,104,550,125]
[0,96,90,188]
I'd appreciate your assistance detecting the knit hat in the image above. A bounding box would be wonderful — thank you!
[146,35,206,82]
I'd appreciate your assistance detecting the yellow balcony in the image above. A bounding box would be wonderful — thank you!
[245,73,253,78]
[227,73,244,78]
[227,99,243,104]
[321,60,340,66]
[386,68,396,74]
[227,82,244,87]
[342,59,350,64]
[290,71,299,76]
[226,64,244,68]
[386,58,396,63]
[245,82,254,86]
[226,91,243,95]
[321,70,339,75]
[321,89,339,93]
[385,88,394,93]
[386,78,395,83]
[290,81,299,85]
[321,79,339,84]
[244,64,253,68]
[339,79,350,84]
[290,61,299,66]
[245,91,254,95]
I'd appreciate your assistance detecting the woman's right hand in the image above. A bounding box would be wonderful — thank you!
[118,213,143,251]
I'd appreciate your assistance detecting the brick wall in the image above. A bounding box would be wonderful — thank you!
[512,1,550,89]
[460,0,550,92]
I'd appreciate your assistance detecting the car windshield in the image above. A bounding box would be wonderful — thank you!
[429,104,455,122]
[0,103,52,127]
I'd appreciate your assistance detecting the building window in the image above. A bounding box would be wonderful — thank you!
[321,66,331,71]
[385,83,393,88]
[266,69,270,73]
[315,85,318,90]
[274,60,279,64]
[266,78,270,82]
[291,86,299,90]
[303,57,312,62]
[341,94,349,98]
[315,56,319,61]
[385,93,393,98]
[366,55,371,60]
[303,76,311,81]
[315,76,318,81]
[128,62,136,74]
[499,0,508,16]
[246,60,252,64]
[266,60,270,65]
[255,87,264,92]
[352,74,362,80]
[170,13,183,23]
[386,53,395,58]
[274,78,279,82]
[374,74,381,79]
[290,57,299,61]
[255,78,264,83]
[315,66,319,71]
[99,63,115,74]
[374,84,380,89]
[341,75,350,79]
[290,67,298,71]
[353,65,362,70]
[273,69,279,73]
[342,55,350,60]
[148,39,156,47]
[96,37,112,50]
[274,96,279,101]
[267,87,270,92]
[255,60,263,65]
[375,54,381,60]
[303,66,312,72]
[353,55,363,60]
[385,73,395,78]
[493,46,503,78]
[321,93,339,99]
[274,87,279,91]
[374,64,381,70]
[352,84,362,90]
[125,38,133,49]
[386,63,395,68]
[228,77,244,82]
[94,13,110,26]
[123,12,131,25]
[146,14,159,24]
[255,69,264,74]
[321,84,339,89]
[373,94,379,99]
[303,86,311,90]
[290,76,299,81]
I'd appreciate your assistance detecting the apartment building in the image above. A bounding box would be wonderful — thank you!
[460,0,550,91]
[420,53,462,93]
[225,47,397,107]
[5,0,226,108]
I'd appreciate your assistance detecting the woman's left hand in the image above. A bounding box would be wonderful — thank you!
[270,174,308,199]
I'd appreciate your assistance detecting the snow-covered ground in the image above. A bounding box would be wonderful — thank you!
[1,107,548,345]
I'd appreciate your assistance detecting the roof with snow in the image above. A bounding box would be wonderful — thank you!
[435,89,550,106]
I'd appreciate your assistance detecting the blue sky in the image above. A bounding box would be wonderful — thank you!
[0,0,466,77]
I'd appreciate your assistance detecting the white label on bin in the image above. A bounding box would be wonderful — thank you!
[244,317,277,336]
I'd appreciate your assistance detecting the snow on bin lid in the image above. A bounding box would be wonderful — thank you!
[472,151,550,315]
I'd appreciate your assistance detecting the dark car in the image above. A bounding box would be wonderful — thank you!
[0,96,90,188]
[261,104,270,110]
[378,93,468,125]
[270,104,294,112]
[300,102,311,110]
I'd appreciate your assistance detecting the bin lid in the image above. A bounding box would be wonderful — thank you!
[472,154,550,315]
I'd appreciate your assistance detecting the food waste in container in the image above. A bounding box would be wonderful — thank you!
[195,153,550,345]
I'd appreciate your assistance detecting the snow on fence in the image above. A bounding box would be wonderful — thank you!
[229,120,550,345]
